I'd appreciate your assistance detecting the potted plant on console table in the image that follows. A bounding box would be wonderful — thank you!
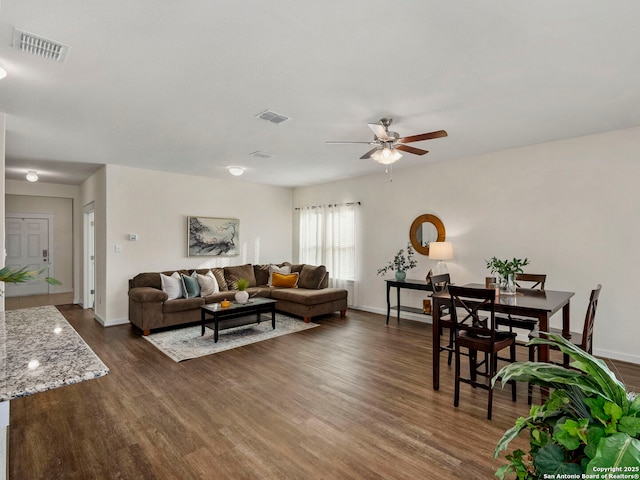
[377,243,418,281]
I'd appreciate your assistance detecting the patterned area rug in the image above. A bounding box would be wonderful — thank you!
[143,314,319,362]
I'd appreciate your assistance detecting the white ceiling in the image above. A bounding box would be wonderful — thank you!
[1,1,640,187]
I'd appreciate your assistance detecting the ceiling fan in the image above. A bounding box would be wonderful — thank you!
[326,118,447,164]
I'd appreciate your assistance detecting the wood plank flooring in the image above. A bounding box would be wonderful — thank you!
[8,305,640,479]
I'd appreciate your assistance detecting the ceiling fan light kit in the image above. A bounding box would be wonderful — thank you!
[371,147,402,164]
[326,117,447,169]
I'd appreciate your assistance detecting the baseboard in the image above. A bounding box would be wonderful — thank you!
[93,312,130,328]
[594,348,640,365]
[351,305,432,324]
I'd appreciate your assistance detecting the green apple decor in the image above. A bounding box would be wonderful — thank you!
[492,333,640,479]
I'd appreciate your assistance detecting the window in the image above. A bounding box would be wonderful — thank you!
[298,203,359,304]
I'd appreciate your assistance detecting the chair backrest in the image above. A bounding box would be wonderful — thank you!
[430,273,451,293]
[448,285,496,338]
[515,273,546,290]
[581,284,602,354]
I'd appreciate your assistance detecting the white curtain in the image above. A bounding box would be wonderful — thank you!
[298,203,359,306]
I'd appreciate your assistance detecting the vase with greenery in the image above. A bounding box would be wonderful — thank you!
[486,256,530,294]
[492,333,640,479]
[234,278,250,303]
[377,243,418,281]
[0,265,61,295]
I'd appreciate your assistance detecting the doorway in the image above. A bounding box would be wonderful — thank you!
[4,214,54,297]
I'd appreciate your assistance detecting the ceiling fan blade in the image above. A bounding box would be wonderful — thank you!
[397,144,429,156]
[399,130,448,143]
[360,147,381,159]
[326,141,377,144]
[368,123,390,141]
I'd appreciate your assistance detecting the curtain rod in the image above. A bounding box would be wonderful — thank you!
[294,201,361,211]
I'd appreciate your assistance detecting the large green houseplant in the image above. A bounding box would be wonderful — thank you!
[492,333,640,479]
[0,265,61,295]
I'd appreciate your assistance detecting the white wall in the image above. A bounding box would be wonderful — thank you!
[294,126,640,364]
[101,165,293,325]
[0,114,5,312]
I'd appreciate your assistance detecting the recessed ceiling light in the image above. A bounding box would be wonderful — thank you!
[228,167,244,176]
[26,170,39,182]
[0,66,7,80]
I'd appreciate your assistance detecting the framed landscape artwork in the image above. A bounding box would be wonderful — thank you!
[187,216,239,257]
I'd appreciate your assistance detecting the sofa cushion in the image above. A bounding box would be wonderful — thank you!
[268,264,291,286]
[224,264,257,289]
[162,297,205,313]
[253,264,270,286]
[271,272,299,288]
[271,287,347,306]
[197,271,219,296]
[181,272,201,298]
[297,264,328,290]
[161,272,183,300]
[282,262,304,274]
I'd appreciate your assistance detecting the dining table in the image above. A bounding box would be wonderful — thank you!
[430,283,575,390]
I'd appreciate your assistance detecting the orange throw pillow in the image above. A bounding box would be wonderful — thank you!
[271,272,299,288]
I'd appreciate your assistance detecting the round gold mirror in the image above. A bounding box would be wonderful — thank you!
[409,214,446,255]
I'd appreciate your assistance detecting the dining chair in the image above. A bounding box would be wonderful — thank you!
[448,285,517,420]
[430,273,454,365]
[496,273,547,346]
[527,284,602,403]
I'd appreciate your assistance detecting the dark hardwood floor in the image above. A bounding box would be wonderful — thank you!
[9,306,639,479]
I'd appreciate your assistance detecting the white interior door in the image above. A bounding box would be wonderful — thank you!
[4,217,51,297]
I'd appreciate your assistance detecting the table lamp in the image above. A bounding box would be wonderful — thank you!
[429,242,453,275]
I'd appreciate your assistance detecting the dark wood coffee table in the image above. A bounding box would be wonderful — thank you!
[200,298,277,342]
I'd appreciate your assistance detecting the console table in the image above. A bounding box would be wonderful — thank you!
[385,278,433,324]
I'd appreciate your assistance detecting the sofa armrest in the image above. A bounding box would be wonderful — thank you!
[129,287,168,303]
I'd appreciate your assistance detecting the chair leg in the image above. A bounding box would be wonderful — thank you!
[447,328,454,366]
[487,353,495,420]
[528,344,535,405]
[469,350,477,386]
[454,347,461,408]
[510,343,517,402]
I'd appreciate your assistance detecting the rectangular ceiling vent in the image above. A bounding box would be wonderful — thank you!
[13,29,69,62]
[255,110,292,125]
[250,151,275,159]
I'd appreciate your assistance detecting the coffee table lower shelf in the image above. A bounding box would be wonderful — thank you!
[200,298,277,343]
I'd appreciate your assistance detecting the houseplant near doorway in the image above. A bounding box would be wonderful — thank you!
[486,257,530,294]
[0,265,61,295]
[492,333,640,479]
[377,243,418,280]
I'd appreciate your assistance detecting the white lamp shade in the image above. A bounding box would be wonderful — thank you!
[429,241,453,260]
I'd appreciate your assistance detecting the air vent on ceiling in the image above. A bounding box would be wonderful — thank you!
[250,151,275,159]
[255,110,292,124]
[13,29,69,62]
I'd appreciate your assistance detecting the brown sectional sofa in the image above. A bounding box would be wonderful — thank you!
[128,263,348,335]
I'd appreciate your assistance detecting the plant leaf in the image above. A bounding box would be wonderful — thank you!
[586,433,640,473]
[533,443,583,476]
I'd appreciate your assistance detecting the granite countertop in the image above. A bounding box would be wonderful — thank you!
[0,305,109,402]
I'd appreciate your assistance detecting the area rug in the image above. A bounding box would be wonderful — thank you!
[143,314,319,362]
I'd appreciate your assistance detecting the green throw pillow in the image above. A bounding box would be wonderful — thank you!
[181,272,201,298]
